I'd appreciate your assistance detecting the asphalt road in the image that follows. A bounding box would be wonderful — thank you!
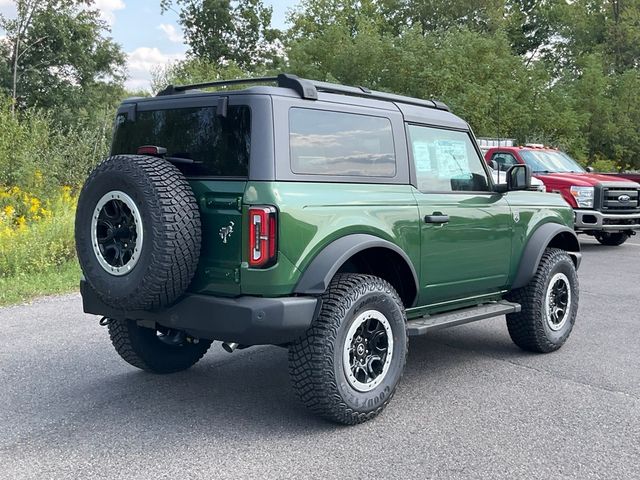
[1,237,639,480]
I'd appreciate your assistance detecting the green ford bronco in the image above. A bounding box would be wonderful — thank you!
[76,74,581,425]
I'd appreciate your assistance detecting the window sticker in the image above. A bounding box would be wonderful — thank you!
[413,141,432,172]
[435,140,468,178]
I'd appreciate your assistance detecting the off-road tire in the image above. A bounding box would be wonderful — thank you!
[107,319,212,373]
[288,274,408,425]
[75,155,201,311]
[506,248,579,353]
[594,232,629,246]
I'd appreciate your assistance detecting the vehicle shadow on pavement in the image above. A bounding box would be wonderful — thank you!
[68,323,525,435]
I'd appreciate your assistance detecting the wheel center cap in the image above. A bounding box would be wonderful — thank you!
[356,343,365,356]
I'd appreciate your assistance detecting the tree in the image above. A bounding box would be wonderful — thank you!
[0,0,48,114]
[160,0,282,69]
[0,0,125,121]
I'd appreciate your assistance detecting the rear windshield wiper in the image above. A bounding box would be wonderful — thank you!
[165,156,203,165]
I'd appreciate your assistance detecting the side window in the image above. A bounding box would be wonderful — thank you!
[407,125,489,193]
[491,152,518,169]
[289,108,396,177]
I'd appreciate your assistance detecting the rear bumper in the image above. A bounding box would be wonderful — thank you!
[574,210,640,231]
[80,281,318,345]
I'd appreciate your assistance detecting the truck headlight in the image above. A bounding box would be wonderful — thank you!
[569,186,594,208]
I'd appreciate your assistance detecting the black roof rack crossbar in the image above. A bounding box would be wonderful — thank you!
[156,72,449,111]
[156,74,318,100]
[157,76,278,96]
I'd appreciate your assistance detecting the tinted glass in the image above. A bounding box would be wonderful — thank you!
[407,125,489,192]
[289,108,396,177]
[111,105,250,177]
[492,152,518,168]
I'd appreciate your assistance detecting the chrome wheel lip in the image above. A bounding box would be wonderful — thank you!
[90,190,144,276]
[343,309,394,392]
[545,272,571,332]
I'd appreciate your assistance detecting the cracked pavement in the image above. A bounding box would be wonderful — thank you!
[0,236,638,479]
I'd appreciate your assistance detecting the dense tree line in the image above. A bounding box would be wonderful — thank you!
[159,0,640,170]
[1,0,640,172]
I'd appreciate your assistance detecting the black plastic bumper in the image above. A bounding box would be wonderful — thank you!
[80,281,319,345]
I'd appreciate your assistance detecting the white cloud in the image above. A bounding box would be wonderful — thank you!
[93,0,126,26]
[0,0,15,18]
[126,46,185,91]
[158,23,183,44]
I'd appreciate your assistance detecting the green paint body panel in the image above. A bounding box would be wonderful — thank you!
[187,178,574,313]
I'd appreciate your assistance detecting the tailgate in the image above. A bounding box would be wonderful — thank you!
[188,180,247,296]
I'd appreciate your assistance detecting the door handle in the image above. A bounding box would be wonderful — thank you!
[424,214,450,224]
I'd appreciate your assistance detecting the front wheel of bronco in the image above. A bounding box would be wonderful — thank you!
[288,274,408,425]
[505,248,579,353]
[107,319,212,374]
[594,232,629,246]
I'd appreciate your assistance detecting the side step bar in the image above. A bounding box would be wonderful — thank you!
[406,301,521,336]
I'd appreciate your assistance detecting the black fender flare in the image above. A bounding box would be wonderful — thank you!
[293,234,420,297]
[512,223,581,289]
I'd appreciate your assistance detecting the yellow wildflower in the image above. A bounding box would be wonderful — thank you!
[29,197,41,214]
[3,205,15,218]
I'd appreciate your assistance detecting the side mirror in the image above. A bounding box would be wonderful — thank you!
[490,160,499,171]
[586,166,594,173]
[494,164,531,192]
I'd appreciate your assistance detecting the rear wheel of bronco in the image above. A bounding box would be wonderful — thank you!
[594,232,629,246]
[107,319,212,373]
[288,274,407,425]
[505,248,578,353]
[75,155,201,311]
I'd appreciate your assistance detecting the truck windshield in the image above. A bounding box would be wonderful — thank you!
[520,150,585,173]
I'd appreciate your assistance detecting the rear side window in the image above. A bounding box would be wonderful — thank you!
[111,105,251,177]
[289,108,396,177]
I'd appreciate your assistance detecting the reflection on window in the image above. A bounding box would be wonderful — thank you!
[289,108,396,177]
[112,105,251,177]
[407,125,489,192]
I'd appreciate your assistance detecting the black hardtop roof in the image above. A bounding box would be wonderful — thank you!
[121,73,469,130]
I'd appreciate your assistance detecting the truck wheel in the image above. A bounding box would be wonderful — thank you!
[75,155,201,311]
[594,232,629,246]
[288,274,407,425]
[107,319,212,374]
[505,248,579,353]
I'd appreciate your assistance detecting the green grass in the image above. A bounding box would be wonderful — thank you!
[0,259,80,306]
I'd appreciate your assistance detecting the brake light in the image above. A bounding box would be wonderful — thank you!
[137,145,167,156]
[248,206,277,268]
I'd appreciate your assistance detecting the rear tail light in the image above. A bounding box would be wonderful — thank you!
[248,206,277,268]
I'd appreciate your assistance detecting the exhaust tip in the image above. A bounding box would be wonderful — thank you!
[221,342,239,353]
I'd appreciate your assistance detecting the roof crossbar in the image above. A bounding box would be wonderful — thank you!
[156,73,449,111]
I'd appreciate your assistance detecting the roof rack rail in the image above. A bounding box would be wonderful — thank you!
[310,79,449,111]
[156,73,449,111]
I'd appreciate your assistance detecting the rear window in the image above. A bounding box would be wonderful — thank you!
[111,105,251,177]
[289,108,396,177]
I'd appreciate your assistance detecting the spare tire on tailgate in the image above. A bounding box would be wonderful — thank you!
[75,155,201,311]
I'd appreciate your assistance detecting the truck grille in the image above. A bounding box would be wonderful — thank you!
[601,187,640,211]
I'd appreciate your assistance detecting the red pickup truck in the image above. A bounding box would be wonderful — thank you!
[484,145,640,246]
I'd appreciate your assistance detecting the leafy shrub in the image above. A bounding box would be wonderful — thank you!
[0,97,111,194]
[0,185,77,278]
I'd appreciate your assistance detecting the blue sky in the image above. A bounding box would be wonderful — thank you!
[0,0,299,91]
[110,0,299,91]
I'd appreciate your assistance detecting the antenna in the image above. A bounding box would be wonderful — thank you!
[496,93,503,183]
